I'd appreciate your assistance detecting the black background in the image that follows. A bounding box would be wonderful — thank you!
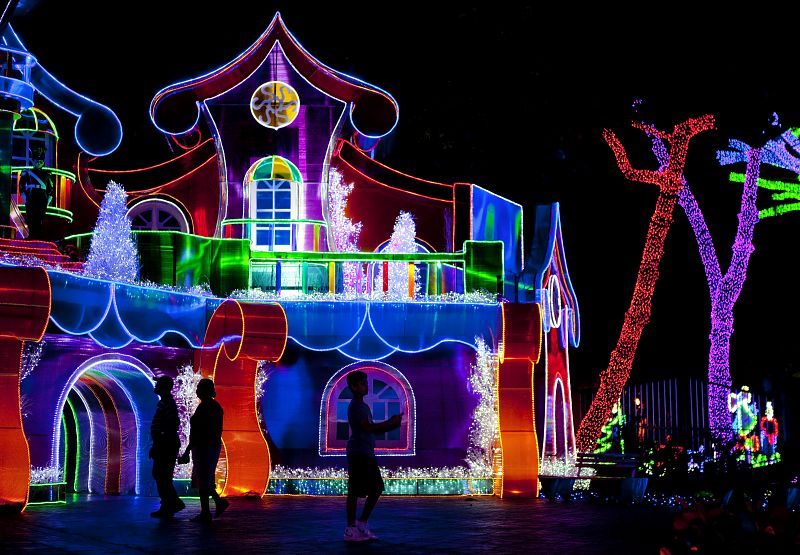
[10,2,800,393]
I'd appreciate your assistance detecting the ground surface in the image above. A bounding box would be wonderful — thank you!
[0,493,674,554]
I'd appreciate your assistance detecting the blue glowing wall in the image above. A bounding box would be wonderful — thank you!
[471,185,522,297]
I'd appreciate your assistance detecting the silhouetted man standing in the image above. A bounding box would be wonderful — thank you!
[150,375,185,518]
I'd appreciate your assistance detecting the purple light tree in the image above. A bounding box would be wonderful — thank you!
[651,128,800,443]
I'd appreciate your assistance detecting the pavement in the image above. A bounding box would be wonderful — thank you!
[0,493,675,554]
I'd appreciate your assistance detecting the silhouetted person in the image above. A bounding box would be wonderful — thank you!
[178,378,229,523]
[20,145,53,240]
[149,375,185,518]
[343,370,402,542]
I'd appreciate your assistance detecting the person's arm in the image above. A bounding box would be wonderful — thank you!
[360,412,403,433]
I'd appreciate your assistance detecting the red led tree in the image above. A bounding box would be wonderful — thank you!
[575,115,715,453]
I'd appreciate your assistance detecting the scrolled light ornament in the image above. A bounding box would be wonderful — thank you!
[250,81,300,129]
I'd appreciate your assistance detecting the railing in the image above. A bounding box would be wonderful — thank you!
[63,230,503,299]
[249,250,466,298]
[221,218,326,252]
[12,166,76,221]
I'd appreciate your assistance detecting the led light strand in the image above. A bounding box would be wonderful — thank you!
[83,181,140,282]
[174,363,199,479]
[466,336,499,476]
[576,115,715,453]
[326,168,362,294]
[20,340,45,381]
[373,211,421,300]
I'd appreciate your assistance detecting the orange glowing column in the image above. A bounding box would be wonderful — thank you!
[199,299,287,497]
[0,267,51,513]
[497,303,542,498]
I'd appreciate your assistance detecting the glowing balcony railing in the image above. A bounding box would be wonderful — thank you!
[12,166,76,222]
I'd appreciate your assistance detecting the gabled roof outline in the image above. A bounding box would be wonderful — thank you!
[150,12,399,139]
[526,202,580,348]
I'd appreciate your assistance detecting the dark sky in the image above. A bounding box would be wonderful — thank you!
[10,3,800,392]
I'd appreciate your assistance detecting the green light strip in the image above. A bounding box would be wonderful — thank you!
[760,202,800,219]
[250,250,464,263]
[12,166,77,180]
[17,205,74,223]
[729,172,800,193]
[66,396,80,492]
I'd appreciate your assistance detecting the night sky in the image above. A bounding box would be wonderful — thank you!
[9,3,800,393]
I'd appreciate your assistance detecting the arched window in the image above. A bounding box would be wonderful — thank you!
[319,362,415,456]
[244,156,303,252]
[127,199,190,232]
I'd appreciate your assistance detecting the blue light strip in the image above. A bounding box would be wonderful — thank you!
[45,270,500,360]
[3,25,123,156]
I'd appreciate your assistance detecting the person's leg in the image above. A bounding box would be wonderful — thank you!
[359,492,380,522]
[346,494,358,527]
[151,456,171,512]
[199,489,211,514]
[210,487,230,516]
[164,456,183,511]
[359,456,384,523]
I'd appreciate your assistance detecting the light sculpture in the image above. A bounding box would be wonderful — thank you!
[576,115,714,453]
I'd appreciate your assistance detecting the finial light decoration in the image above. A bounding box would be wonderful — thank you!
[250,81,300,129]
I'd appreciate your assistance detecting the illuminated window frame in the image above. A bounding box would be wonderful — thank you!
[250,178,297,251]
[319,361,415,457]
[127,198,190,233]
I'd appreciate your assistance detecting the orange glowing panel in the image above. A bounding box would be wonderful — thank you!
[200,300,287,497]
[0,267,51,513]
[497,303,541,498]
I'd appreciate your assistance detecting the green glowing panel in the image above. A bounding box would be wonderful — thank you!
[463,240,504,295]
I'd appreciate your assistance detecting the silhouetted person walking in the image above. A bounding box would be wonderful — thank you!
[343,370,402,542]
[178,378,229,523]
[20,145,53,240]
[149,375,185,518]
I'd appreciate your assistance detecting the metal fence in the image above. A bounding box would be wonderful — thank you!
[574,377,770,450]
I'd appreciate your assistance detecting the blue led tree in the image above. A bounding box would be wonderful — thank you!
[84,181,139,282]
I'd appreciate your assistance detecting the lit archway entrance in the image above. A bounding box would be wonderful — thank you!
[54,355,158,496]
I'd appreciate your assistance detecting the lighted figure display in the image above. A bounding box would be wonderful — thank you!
[0,11,561,513]
[728,386,759,464]
[729,386,758,436]
[576,115,715,453]
[759,401,779,459]
[595,400,625,455]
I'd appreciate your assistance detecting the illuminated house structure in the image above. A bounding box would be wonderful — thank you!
[0,13,580,512]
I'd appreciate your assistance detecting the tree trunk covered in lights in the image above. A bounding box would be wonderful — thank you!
[655,134,767,444]
[702,146,762,442]
[575,116,715,453]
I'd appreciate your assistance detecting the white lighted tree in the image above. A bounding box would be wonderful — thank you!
[84,181,139,281]
[327,168,362,294]
[466,336,498,476]
[374,211,421,299]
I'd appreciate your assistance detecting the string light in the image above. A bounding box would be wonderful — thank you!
[21,340,45,382]
[576,115,715,453]
[466,337,499,476]
[327,168,362,294]
[648,123,799,442]
[29,466,63,484]
[83,181,140,282]
[174,363,199,479]
[594,400,625,454]
[373,211,421,299]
